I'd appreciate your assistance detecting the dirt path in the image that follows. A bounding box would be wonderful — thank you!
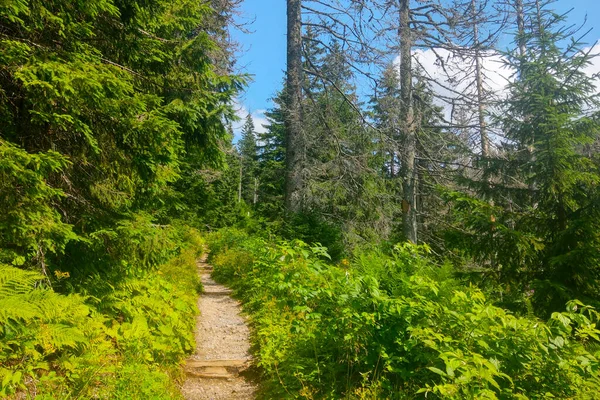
[180,254,256,400]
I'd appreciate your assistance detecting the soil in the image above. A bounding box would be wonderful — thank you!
[180,254,256,400]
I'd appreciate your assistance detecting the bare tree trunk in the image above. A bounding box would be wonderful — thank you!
[253,177,258,205]
[238,160,242,203]
[399,0,417,243]
[472,0,489,158]
[516,0,526,58]
[285,0,305,213]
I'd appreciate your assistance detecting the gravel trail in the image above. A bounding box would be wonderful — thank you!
[180,255,256,400]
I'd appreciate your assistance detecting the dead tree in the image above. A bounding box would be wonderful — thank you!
[285,0,305,213]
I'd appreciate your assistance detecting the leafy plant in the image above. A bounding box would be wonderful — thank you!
[0,224,203,398]
[208,230,600,399]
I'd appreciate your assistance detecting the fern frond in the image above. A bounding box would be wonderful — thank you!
[0,264,42,300]
[29,291,90,322]
[40,323,88,351]
[0,294,41,324]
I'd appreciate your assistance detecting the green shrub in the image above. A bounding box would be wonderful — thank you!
[0,223,204,398]
[0,264,115,398]
[112,362,182,400]
[208,232,600,399]
[206,227,252,263]
[285,212,345,261]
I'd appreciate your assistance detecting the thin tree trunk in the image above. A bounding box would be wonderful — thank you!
[399,0,417,243]
[238,160,242,203]
[285,0,304,214]
[472,0,489,158]
[516,0,526,58]
[253,177,258,205]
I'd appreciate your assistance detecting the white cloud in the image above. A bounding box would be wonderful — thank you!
[401,48,514,124]
[583,42,600,91]
[396,43,600,129]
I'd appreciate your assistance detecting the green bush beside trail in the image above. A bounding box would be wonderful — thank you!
[208,228,600,399]
[0,223,203,399]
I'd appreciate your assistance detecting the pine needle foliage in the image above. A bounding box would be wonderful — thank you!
[1,0,242,269]
[239,113,259,205]
[0,140,77,270]
[1,0,238,394]
[446,0,600,314]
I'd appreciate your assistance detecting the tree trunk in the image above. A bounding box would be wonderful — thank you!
[253,177,259,205]
[399,0,417,243]
[472,0,488,158]
[516,0,526,58]
[285,0,304,214]
[238,159,242,203]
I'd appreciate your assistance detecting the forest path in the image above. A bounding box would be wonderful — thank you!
[180,253,256,400]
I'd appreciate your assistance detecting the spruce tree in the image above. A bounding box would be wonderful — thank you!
[255,90,288,218]
[447,0,600,313]
[503,0,600,308]
[239,113,259,205]
[0,0,241,270]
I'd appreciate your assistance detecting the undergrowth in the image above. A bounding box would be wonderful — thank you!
[207,228,600,399]
[0,220,203,399]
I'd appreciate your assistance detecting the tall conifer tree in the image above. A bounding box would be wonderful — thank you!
[239,113,259,204]
[446,0,600,312]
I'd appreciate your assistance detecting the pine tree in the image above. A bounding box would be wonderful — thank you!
[300,40,393,245]
[503,0,600,307]
[371,63,403,179]
[412,72,468,247]
[0,0,242,269]
[285,0,305,213]
[239,113,259,205]
[446,0,600,313]
[371,64,468,247]
[254,89,287,218]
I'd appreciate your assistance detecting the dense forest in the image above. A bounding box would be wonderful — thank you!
[2,0,600,398]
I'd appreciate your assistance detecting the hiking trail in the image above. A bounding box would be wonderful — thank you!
[180,254,256,399]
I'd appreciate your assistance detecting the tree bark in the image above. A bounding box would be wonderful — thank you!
[399,0,417,243]
[238,159,242,203]
[516,0,526,58]
[253,177,258,205]
[285,0,305,214]
[472,0,489,158]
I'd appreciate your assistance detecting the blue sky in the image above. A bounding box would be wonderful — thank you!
[230,0,600,135]
[230,0,286,134]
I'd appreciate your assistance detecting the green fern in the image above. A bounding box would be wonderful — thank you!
[0,264,103,397]
[0,265,47,324]
[0,264,43,299]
